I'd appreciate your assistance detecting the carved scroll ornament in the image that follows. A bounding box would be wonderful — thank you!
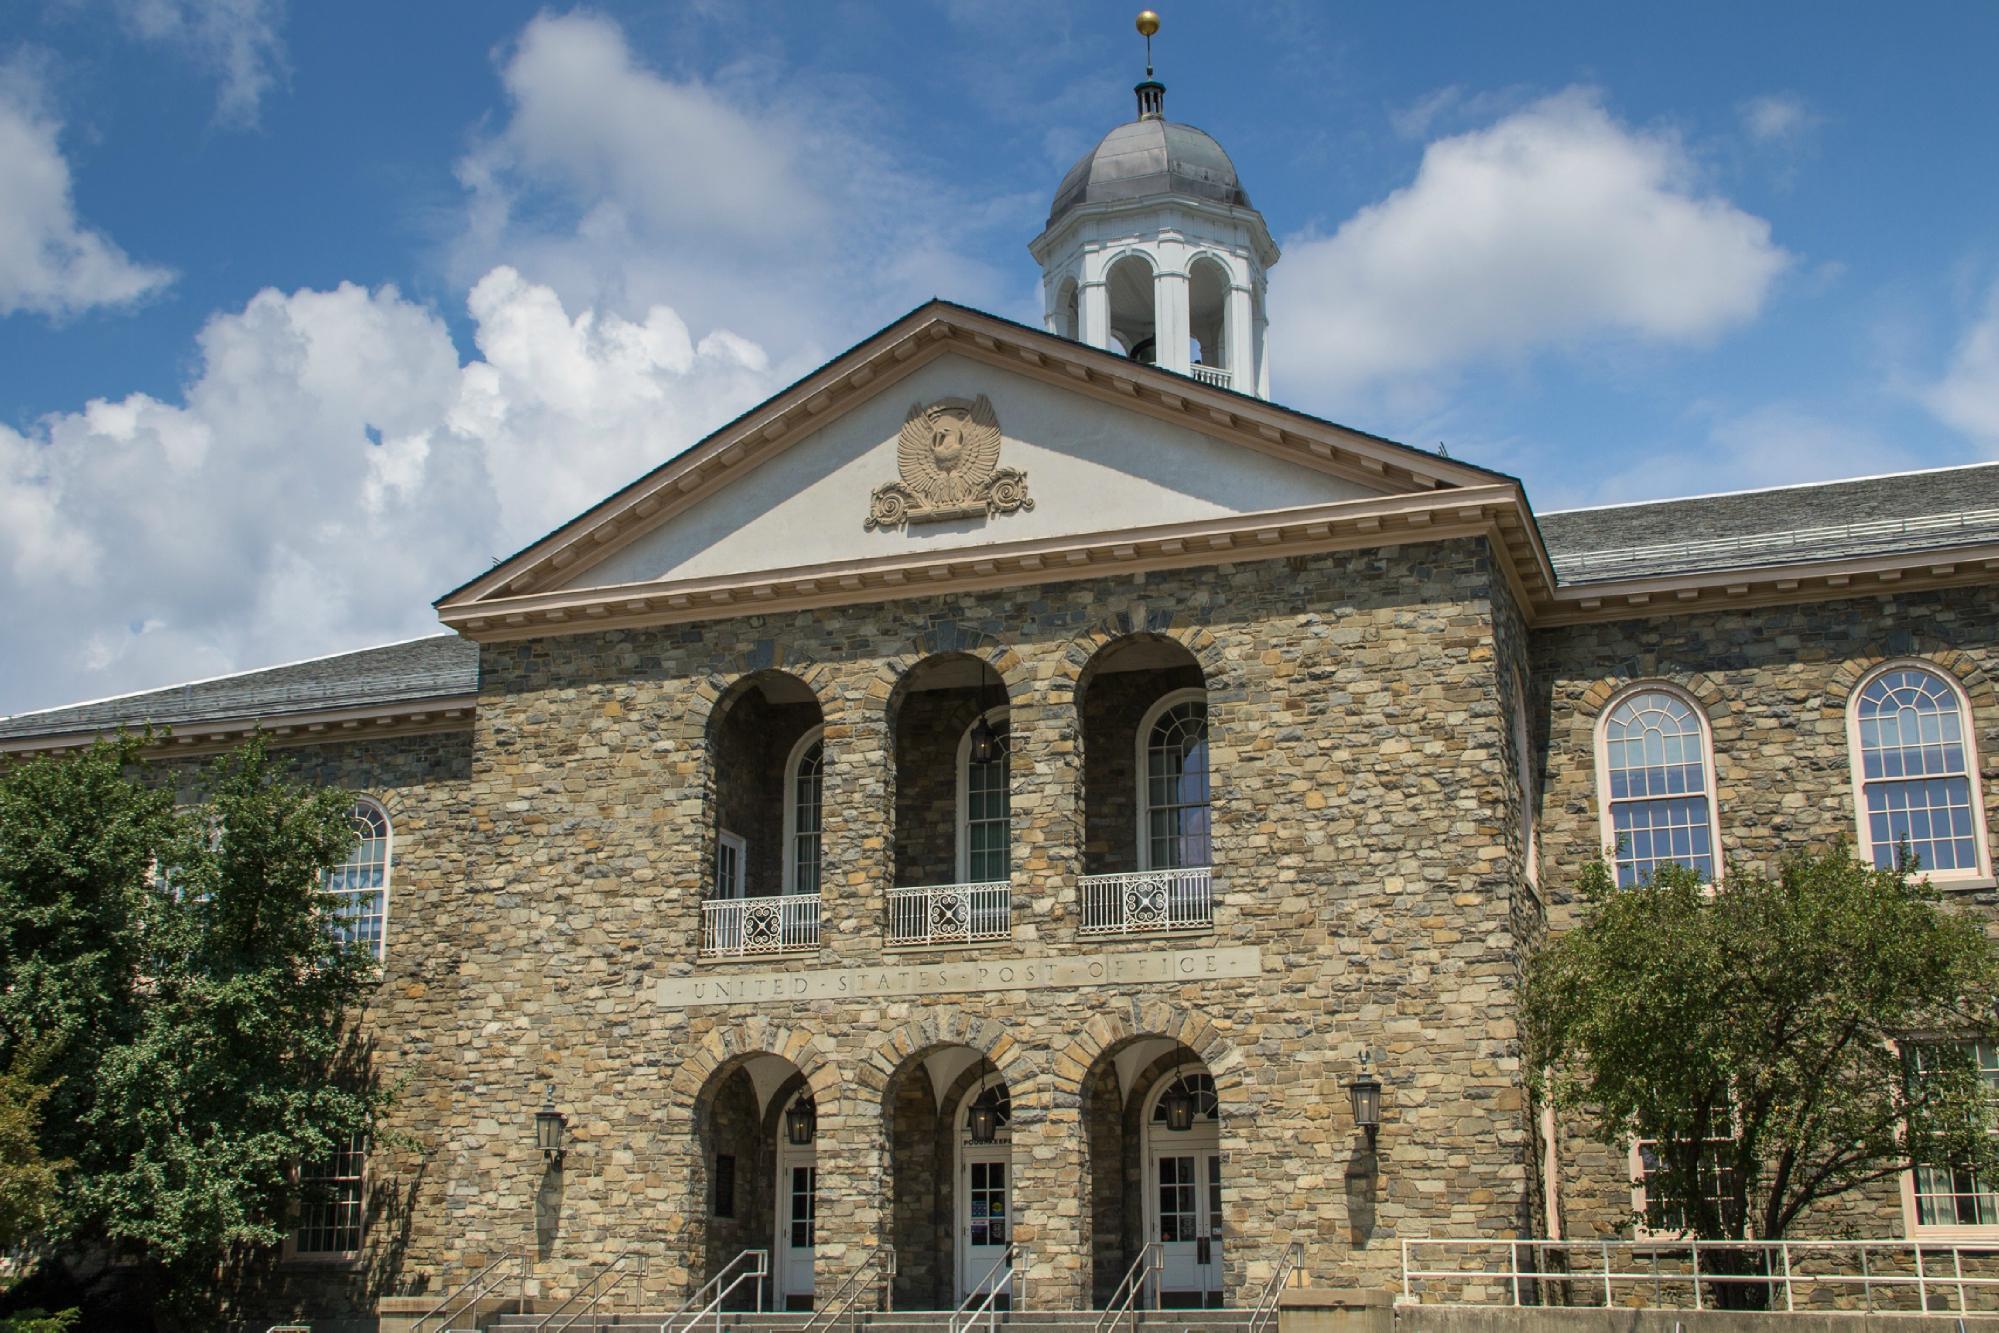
[866,395,1033,531]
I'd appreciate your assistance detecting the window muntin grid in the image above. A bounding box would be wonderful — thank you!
[1601,690,1717,888]
[1149,1072,1220,1124]
[963,717,1010,883]
[294,1133,365,1256]
[1145,698,1211,871]
[967,1160,1008,1246]
[1856,668,1982,876]
[1909,1040,1999,1228]
[1634,1136,1734,1235]
[789,1165,817,1248]
[324,802,388,960]
[791,740,824,895]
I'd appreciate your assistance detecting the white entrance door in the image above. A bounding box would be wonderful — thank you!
[958,1147,1011,1304]
[775,1127,816,1309]
[1150,1147,1222,1304]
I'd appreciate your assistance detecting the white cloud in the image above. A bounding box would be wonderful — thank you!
[118,0,286,127]
[1925,285,1999,448]
[1271,90,1792,399]
[0,268,779,716]
[1739,93,1821,148]
[0,67,173,317]
[1572,405,1920,510]
[451,10,1023,366]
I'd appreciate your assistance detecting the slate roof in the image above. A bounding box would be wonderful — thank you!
[0,634,479,742]
[1538,462,1999,584]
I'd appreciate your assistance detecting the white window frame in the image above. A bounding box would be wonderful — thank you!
[1628,1130,1736,1241]
[1900,1038,1999,1239]
[1513,671,1539,895]
[955,706,1011,883]
[715,829,747,900]
[325,799,391,962]
[1135,688,1212,872]
[782,726,827,896]
[285,1132,366,1265]
[1848,661,1992,888]
[1593,682,1723,888]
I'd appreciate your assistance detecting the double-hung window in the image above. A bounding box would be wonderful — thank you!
[1905,1040,1999,1233]
[1597,687,1719,888]
[1851,665,1989,884]
[325,801,390,960]
[290,1133,365,1261]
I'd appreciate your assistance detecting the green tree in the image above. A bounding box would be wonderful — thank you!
[0,735,390,1318]
[1526,850,1999,1302]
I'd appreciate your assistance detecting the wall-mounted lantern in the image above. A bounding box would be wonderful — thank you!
[786,1096,817,1146]
[1348,1059,1384,1146]
[534,1084,568,1168]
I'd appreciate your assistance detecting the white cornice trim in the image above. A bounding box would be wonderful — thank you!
[0,695,479,759]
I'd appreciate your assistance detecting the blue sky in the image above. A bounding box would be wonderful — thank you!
[2,1,1997,716]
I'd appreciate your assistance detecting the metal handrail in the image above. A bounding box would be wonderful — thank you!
[1249,1242,1305,1333]
[535,1246,648,1332]
[410,1249,527,1333]
[663,1248,769,1333]
[951,1246,1019,1333]
[802,1243,896,1333]
[1399,1236,1999,1312]
[1095,1243,1161,1333]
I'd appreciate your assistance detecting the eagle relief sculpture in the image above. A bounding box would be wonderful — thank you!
[865,394,1034,531]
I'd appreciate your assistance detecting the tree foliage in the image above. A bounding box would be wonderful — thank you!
[0,735,390,1313]
[1525,849,1999,1246]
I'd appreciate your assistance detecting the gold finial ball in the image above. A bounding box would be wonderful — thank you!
[1136,10,1160,37]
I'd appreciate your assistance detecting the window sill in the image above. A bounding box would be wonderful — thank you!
[693,950,824,967]
[1928,876,1998,892]
[882,937,1015,955]
[279,1252,362,1270]
[1905,1223,1999,1242]
[1077,924,1217,944]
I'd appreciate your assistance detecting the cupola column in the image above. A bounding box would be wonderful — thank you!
[1153,266,1191,376]
[1226,280,1254,390]
[1081,277,1110,351]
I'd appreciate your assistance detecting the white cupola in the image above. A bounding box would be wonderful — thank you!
[1028,15,1279,398]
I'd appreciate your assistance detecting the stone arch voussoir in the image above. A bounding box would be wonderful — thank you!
[869,624,1029,714]
[685,649,837,744]
[1047,998,1242,1105]
[1055,610,1231,707]
[862,1009,1046,1114]
[674,1020,842,1123]
[1826,646,1994,713]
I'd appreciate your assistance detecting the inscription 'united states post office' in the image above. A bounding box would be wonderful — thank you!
[657,945,1262,1010]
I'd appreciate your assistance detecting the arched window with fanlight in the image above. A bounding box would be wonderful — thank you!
[1138,689,1210,871]
[325,800,390,960]
[1596,687,1719,889]
[1850,664,1989,884]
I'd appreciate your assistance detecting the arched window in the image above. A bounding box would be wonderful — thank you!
[1139,689,1210,870]
[956,709,1011,882]
[1597,687,1718,888]
[1851,664,1988,882]
[325,800,390,960]
[1148,1071,1220,1126]
[783,727,825,895]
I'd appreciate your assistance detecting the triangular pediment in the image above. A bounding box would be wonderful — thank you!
[437,302,1535,633]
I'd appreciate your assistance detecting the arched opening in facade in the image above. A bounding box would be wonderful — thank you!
[692,1053,816,1310]
[887,654,1013,946]
[1075,636,1212,935]
[1079,1041,1223,1309]
[1105,253,1158,363]
[1187,256,1231,382]
[881,1046,1013,1310]
[705,671,825,957]
[1053,276,1080,340]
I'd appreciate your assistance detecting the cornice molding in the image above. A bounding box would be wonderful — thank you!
[0,695,479,760]
[441,486,1533,643]
[438,304,1508,614]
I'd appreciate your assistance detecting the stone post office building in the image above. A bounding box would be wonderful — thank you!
[7,71,1999,1329]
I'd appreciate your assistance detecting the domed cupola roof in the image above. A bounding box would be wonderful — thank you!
[1047,116,1251,228]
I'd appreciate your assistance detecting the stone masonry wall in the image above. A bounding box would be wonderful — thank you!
[1531,583,1999,1246]
[217,536,1536,1326]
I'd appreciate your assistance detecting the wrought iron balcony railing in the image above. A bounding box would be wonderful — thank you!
[1078,866,1214,935]
[701,893,821,957]
[886,881,1012,947]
